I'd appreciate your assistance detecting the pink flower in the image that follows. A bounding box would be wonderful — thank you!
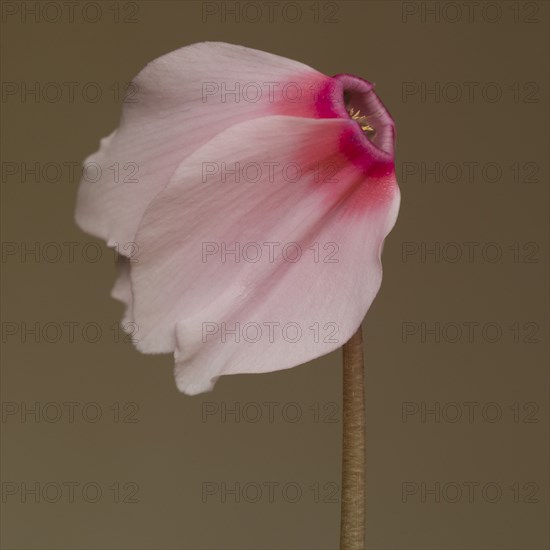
[76,42,400,395]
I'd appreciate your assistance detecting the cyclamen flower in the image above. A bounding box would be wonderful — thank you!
[76,42,400,395]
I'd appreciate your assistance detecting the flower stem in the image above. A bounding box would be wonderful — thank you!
[340,323,366,550]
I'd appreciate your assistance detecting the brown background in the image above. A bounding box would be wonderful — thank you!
[1,1,548,549]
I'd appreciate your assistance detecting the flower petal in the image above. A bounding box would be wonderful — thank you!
[111,261,133,326]
[129,115,399,394]
[75,42,327,248]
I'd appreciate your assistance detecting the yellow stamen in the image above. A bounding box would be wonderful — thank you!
[348,107,376,134]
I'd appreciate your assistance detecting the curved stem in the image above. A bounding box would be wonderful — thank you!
[339,323,366,550]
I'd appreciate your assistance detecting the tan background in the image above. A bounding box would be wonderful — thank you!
[1,1,548,549]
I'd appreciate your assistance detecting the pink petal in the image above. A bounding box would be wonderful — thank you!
[75,42,327,248]
[111,262,133,326]
[129,115,399,394]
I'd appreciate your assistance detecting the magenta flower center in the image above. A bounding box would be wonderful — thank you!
[315,74,396,166]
